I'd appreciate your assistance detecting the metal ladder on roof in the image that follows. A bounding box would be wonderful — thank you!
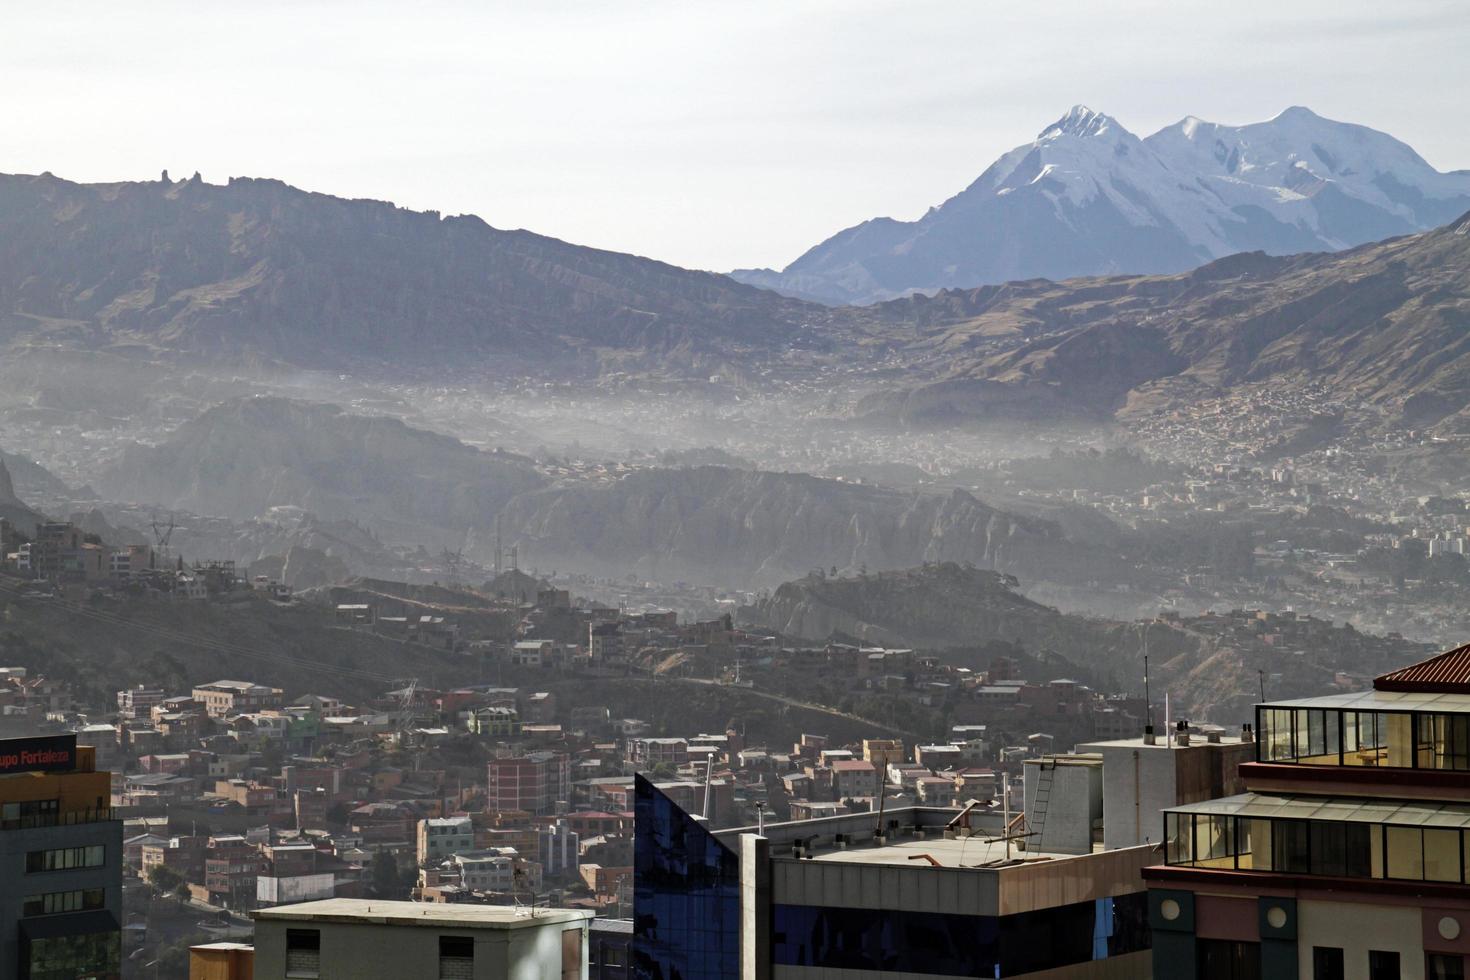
[1030,760,1055,851]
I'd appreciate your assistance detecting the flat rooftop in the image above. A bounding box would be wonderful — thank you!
[805,835,1093,869]
[253,899,591,930]
[1256,689,1470,713]
[1078,735,1248,750]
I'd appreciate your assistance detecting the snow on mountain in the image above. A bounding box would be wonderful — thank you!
[732,106,1470,305]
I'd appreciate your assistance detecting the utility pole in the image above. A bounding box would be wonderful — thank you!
[1258,670,1266,702]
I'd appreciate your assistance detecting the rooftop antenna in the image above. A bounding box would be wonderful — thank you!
[1258,669,1266,702]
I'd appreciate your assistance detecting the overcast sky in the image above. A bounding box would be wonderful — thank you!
[3,1,1467,271]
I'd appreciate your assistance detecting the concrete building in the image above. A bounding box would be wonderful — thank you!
[418,816,475,867]
[487,752,570,816]
[626,737,688,769]
[635,774,1153,979]
[1022,753,1105,855]
[252,899,593,979]
[0,733,122,980]
[830,759,878,800]
[1149,644,1470,979]
[117,684,166,720]
[861,738,906,771]
[1078,727,1253,851]
[191,680,284,719]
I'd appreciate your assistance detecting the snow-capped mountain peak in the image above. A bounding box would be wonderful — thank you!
[1038,105,1120,141]
[730,106,1470,305]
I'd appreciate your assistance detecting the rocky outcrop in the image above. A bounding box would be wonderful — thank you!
[492,467,1118,588]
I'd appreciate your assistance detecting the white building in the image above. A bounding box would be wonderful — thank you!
[251,899,592,980]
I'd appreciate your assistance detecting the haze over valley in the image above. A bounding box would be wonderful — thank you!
[0,102,1467,721]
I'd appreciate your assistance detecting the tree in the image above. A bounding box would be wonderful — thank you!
[370,850,404,899]
[147,864,183,895]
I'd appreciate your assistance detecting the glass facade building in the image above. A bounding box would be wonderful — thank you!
[635,773,1155,979]
[632,775,740,980]
[772,894,1149,976]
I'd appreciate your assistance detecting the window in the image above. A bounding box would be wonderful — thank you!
[1426,828,1462,882]
[1428,953,1466,980]
[440,936,474,980]
[1198,939,1262,980]
[1370,950,1402,980]
[1,799,60,830]
[1259,708,1295,762]
[561,928,582,980]
[285,929,320,978]
[1272,820,1310,874]
[26,845,106,873]
[1386,827,1424,880]
[1313,947,1345,980]
[21,889,105,917]
[1422,715,1470,770]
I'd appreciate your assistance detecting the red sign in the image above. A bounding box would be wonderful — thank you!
[0,734,76,775]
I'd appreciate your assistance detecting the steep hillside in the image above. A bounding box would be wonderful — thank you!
[96,396,546,549]
[0,586,476,706]
[492,467,1125,588]
[735,106,1470,304]
[0,460,45,535]
[739,562,1431,721]
[740,562,1088,649]
[860,210,1470,425]
[0,172,832,374]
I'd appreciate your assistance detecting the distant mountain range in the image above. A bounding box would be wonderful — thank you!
[732,106,1470,304]
[0,172,830,373]
[3,139,1468,431]
[857,207,1470,428]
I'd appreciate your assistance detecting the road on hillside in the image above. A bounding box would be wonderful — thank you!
[668,675,925,740]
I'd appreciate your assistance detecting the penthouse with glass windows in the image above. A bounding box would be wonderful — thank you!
[1149,644,1470,980]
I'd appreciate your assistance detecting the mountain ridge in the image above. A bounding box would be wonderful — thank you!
[0,171,835,376]
[855,208,1470,426]
[733,105,1470,304]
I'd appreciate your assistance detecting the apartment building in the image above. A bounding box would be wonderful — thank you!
[251,900,592,979]
[486,752,570,816]
[191,680,284,720]
[1150,644,1470,979]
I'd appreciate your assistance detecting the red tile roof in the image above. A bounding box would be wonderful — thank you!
[1376,643,1470,692]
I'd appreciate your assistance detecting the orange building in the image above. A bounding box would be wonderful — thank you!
[188,940,254,979]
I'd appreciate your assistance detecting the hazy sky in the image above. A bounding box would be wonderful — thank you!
[4,1,1467,271]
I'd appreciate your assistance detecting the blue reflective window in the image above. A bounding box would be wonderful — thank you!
[771,893,1149,977]
[632,775,740,980]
